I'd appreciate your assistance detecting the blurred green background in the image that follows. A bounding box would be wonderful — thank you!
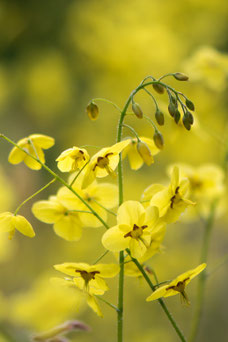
[0,0,228,341]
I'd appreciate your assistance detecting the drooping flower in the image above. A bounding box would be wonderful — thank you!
[32,196,82,241]
[54,262,120,317]
[56,147,90,172]
[0,212,35,239]
[102,201,166,259]
[142,166,195,223]
[83,140,130,186]
[122,137,159,170]
[146,263,206,304]
[57,172,118,228]
[8,134,54,170]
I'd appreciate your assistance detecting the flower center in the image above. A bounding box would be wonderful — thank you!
[170,186,181,208]
[124,223,148,239]
[75,270,100,284]
[93,153,116,176]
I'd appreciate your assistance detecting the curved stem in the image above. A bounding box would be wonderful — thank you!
[92,97,122,113]
[189,201,217,342]
[122,124,140,141]
[93,250,110,265]
[14,178,56,215]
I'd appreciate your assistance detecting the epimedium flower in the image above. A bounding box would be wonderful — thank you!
[54,262,120,317]
[57,175,118,228]
[8,134,54,170]
[56,147,90,172]
[0,212,35,239]
[82,140,130,186]
[102,200,166,259]
[122,137,160,170]
[32,196,83,241]
[142,166,195,223]
[146,263,206,304]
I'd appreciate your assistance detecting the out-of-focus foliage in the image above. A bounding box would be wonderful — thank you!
[0,0,228,341]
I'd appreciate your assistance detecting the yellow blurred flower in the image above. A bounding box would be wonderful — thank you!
[184,46,228,91]
[0,212,35,239]
[9,275,84,331]
[57,172,118,228]
[102,201,165,259]
[122,137,159,170]
[32,196,82,241]
[56,147,90,172]
[8,134,54,170]
[142,166,195,223]
[146,263,206,304]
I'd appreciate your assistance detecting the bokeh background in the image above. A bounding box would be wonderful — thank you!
[0,0,228,341]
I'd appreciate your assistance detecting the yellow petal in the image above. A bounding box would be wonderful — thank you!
[32,200,65,223]
[94,264,120,278]
[102,225,129,252]
[0,212,14,232]
[8,146,27,164]
[89,277,108,295]
[146,285,172,301]
[141,137,160,155]
[142,184,166,203]
[129,238,147,259]
[117,201,145,227]
[12,215,35,237]
[127,143,144,170]
[78,202,107,228]
[29,134,55,149]
[53,215,82,241]
[170,166,180,192]
[86,295,103,317]
[88,183,118,208]
[54,262,90,276]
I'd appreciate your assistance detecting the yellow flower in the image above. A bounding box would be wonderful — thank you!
[32,196,82,241]
[146,263,206,304]
[0,212,35,239]
[83,140,130,186]
[122,137,159,170]
[57,172,118,228]
[56,147,90,172]
[102,201,166,259]
[54,262,120,317]
[142,166,195,223]
[8,134,54,170]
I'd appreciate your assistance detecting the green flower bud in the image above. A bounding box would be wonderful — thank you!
[185,111,194,125]
[174,110,181,124]
[132,103,143,119]
[155,109,164,125]
[86,102,99,120]
[173,72,189,81]
[153,131,164,149]
[168,102,177,117]
[153,83,165,94]
[182,115,191,130]
[185,99,195,111]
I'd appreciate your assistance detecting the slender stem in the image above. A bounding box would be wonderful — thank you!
[92,97,122,113]
[95,295,120,312]
[14,178,56,215]
[93,250,109,265]
[1,134,109,229]
[92,199,117,216]
[189,202,217,342]
[122,124,140,141]
[69,160,90,187]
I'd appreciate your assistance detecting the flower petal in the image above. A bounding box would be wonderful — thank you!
[102,225,129,252]
[12,215,35,237]
[53,215,82,241]
[32,200,64,223]
[117,201,145,227]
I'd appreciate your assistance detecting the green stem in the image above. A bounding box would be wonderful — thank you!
[92,199,117,216]
[69,160,90,187]
[1,134,109,229]
[14,178,56,215]
[128,251,187,342]
[95,295,120,312]
[93,250,110,265]
[93,97,122,113]
[122,124,140,142]
[189,202,217,342]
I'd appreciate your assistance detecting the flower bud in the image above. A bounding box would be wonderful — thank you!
[185,99,195,111]
[173,72,189,81]
[132,103,143,119]
[155,109,164,125]
[185,111,194,125]
[182,115,191,130]
[137,140,154,165]
[153,131,164,149]
[174,110,181,124]
[168,102,177,117]
[153,83,165,94]
[86,102,99,120]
